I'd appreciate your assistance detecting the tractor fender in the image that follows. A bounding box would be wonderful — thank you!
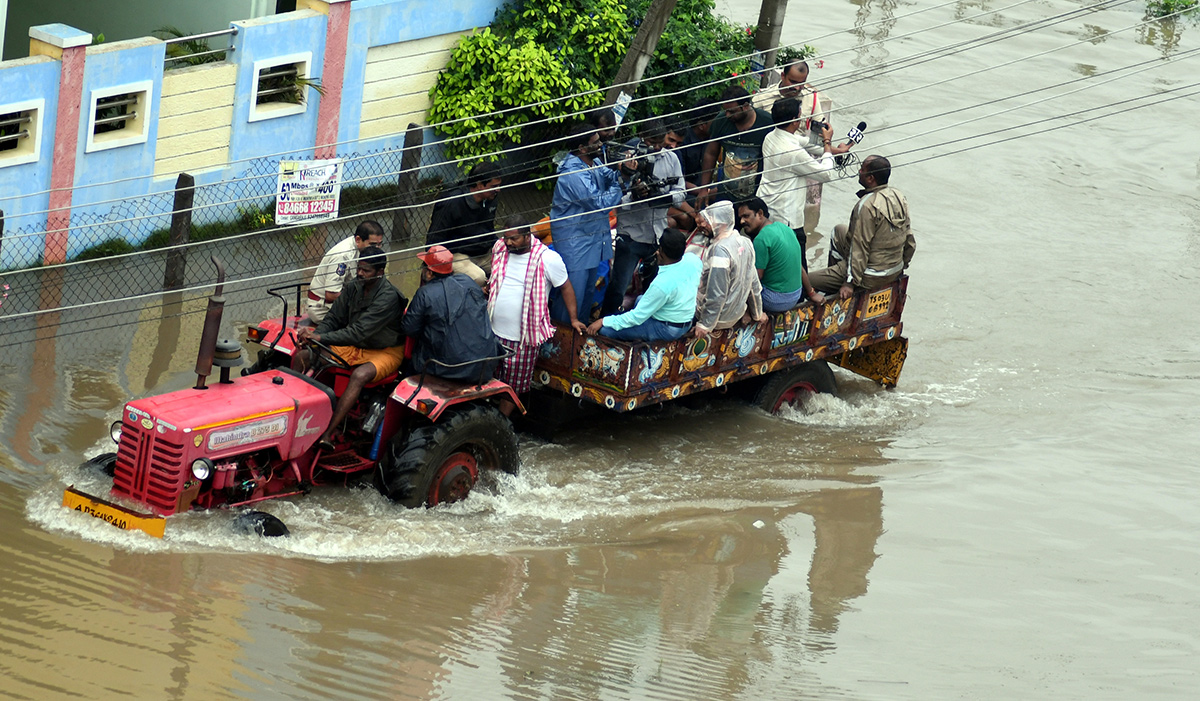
[389,375,524,422]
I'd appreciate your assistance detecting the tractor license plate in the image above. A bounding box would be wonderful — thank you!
[62,486,166,538]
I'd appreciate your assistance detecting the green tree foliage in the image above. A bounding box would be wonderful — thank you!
[428,0,628,167]
[428,0,816,168]
[630,0,811,119]
[1144,0,1197,17]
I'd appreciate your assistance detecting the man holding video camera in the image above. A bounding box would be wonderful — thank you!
[600,118,689,317]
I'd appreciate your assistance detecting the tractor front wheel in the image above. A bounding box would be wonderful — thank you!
[378,405,519,508]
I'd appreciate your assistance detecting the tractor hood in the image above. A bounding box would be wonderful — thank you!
[123,369,335,462]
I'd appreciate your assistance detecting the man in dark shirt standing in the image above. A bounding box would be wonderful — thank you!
[426,161,502,285]
[697,86,774,209]
[674,98,719,195]
[401,245,501,384]
[294,246,408,450]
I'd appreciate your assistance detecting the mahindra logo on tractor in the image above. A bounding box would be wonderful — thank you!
[295,412,322,438]
[207,415,289,451]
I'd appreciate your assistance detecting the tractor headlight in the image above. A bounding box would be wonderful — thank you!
[110,421,123,444]
[191,458,214,481]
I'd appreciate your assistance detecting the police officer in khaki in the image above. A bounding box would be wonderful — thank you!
[809,155,914,298]
[306,220,385,322]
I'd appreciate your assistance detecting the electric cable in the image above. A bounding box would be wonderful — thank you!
[0,0,1053,203]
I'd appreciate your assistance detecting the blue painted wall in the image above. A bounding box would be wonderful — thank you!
[0,0,508,269]
[0,57,60,269]
[336,0,507,149]
[68,39,166,257]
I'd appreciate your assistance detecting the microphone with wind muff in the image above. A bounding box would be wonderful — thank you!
[835,122,867,168]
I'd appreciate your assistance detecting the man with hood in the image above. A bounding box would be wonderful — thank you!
[401,244,501,383]
[549,123,625,323]
[693,200,766,339]
[810,155,915,298]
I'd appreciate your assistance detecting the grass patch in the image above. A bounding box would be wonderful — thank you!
[72,238,136,262]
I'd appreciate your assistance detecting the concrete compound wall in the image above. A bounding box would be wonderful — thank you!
[0,0,506,269]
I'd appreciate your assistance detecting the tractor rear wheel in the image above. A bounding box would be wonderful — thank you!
[755,361,838,414]
[378,405,519,508]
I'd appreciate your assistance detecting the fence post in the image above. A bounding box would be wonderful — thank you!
[391,123,424,246]
[163,172,195,291]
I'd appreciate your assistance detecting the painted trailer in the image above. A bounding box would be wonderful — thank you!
[531,277,910,414]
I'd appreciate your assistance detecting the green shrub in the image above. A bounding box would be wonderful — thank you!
[72,238,136,262]
[429,0,629,169]
[429,0,816,168]
[1145,0,1197,17]
[142,228,171,250]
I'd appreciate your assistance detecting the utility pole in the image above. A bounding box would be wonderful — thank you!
[755,0,789,88]
[605,0,678,106]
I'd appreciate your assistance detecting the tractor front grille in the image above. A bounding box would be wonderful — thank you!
[110,422,188,515]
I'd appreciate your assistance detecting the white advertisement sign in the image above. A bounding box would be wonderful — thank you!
[276,159,342,224]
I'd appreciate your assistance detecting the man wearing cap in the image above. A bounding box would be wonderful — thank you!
[306,220,385,323]
[402,245,501,383]
[294,246,408,450]
[487,215,587,415]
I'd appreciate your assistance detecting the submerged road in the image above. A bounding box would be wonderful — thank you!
[1,0,1199,697]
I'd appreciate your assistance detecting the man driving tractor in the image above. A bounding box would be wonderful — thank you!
[293,245,408,451]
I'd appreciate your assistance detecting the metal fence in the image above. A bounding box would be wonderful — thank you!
[0,133,556,349]
[162,27,238,69]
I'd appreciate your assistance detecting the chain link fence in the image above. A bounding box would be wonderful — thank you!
[0,137,556,349]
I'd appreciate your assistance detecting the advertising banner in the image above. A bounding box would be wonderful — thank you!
[275,159,342,224]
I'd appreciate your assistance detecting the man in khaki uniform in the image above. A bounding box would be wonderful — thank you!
[306,220,384,322]
[809,155,914,298]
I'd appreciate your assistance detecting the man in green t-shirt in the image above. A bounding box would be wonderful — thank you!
[697,86,774,208]
[737,198,825,313]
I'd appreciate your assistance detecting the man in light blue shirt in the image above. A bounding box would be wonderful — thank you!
[587,229,701,342]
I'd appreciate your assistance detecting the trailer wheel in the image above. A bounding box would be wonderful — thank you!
[378,405,519,508]
[79,452,118,477]
[755,361,838,414]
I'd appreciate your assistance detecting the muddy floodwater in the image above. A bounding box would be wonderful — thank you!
[2,0,1199,698]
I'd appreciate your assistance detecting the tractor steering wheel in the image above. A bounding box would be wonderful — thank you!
[303,336,354,371]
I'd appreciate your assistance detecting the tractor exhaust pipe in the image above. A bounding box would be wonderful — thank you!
[194,256,226,390]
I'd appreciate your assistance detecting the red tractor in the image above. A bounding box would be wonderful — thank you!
[64,258,522,538]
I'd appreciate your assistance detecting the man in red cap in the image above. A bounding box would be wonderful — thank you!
[401,244,501,383]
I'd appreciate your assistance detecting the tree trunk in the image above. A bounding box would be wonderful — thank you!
[755,0,790,88]
[604,0,679,106]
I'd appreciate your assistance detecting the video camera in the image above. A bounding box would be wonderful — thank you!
[606,140,671,201]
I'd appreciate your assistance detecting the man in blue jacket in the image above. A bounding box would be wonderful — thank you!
[549,123,624,323]
[401,245,500,384]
